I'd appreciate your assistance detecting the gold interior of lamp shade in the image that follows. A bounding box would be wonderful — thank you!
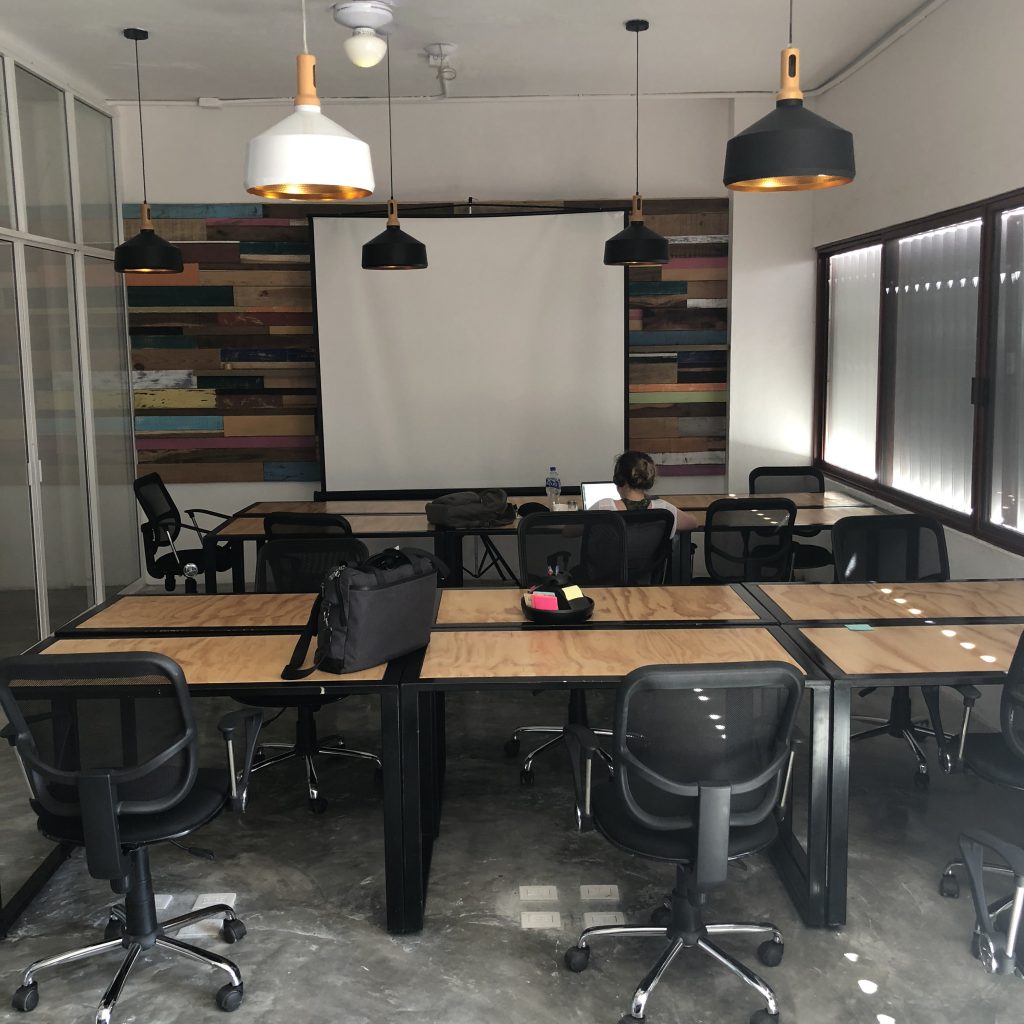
[247,182,372,200]
[728,173,853,193]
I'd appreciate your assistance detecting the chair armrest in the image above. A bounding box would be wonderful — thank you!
[184,508,231,521]
[564,724,605,831]
[217,709,263,812]
[1,722,14,746]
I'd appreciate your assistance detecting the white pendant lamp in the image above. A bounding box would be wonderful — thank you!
[245,0,374,201]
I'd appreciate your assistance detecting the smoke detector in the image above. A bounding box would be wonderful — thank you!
[332,1,394,67]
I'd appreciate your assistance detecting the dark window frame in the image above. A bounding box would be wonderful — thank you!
[814,184,1024,558]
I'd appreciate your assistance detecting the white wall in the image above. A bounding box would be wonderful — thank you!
[727,96,818,490]
[812,0,1024,247]
[115,95,730,204]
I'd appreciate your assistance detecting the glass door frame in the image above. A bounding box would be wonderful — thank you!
[0,50,134,637]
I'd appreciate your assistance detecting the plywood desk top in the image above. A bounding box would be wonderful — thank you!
[64,594,315,633]
[421,627,800,680]
[799,623,1024,677]
[760,580,1024,623]
[435,586,761,626]
[44,635,385,684]
[241,496,545,517]
[662,491,867,511]
[217,513,437,538]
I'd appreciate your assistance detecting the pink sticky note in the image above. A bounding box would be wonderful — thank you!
[531,592,560,611]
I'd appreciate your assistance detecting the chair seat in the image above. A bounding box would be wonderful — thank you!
[965,733,1024,790]
[35,767,229,848]
[591,782,778,863]
[153,544,232,578]
[792,541,834,570]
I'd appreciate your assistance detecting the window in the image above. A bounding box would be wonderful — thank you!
[0,60,15,229]
[75,100,117,249]
[990,206,1024,535]
[816,189,1024,552]
[824,245,881,478]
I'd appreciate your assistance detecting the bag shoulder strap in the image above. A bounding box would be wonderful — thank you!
[281,594,323,680]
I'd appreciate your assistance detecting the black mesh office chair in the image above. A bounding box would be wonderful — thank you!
[249,513,379,813]
[703,498,797,584]
[506,512,629,783]
[0,653,261,1021]
[563,663,803,1024]
[749,466,832,572]
[134,473,232,593]
[938,633,1024,974]
[832,513,958,785]
[619,509,676,585]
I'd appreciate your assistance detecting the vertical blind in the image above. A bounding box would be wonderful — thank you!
[825,245,882,478]
[990,207,1024,533]
[888,219,981,513]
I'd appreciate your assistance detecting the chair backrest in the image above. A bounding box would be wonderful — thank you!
[0,653,198,880]
[134,472,181,546]
[831,513,949,583]
[703,498,797,583]
[619,509,676,585]
[255,536,370,593]
[264,512,353,537]
[749,465,825,494]
[1000,634,1024,761]
[517,511,628,587]
[613,662,803,887]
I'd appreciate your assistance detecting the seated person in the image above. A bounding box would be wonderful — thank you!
[591,450,698,537]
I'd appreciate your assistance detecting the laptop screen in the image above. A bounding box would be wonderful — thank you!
[580,481,620,509]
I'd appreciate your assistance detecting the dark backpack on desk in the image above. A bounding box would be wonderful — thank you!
[424,489,516,528]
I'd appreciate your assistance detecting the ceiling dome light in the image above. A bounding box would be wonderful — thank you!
[246,0,374,201]
[344,27,388,68]
[724,0,854,192]
[604,20,668,267]
[114,29,182,274]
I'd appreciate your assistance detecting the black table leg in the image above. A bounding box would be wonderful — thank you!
[827,682,851,927]
[203,533,219,593]
[0,843,73,940]
[229,540,246,593]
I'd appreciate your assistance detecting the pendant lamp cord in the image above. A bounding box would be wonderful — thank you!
[386,44,395,200]
[789,0,794,45]
[301,0,309,54]
[133,37,148,205]
[634,26,640,196]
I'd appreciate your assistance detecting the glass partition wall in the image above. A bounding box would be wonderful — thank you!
[0,54,137,651]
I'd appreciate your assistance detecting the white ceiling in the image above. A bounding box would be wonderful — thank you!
[2,0,942,103]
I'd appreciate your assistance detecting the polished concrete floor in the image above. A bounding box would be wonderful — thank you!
[2,687,1024,1024]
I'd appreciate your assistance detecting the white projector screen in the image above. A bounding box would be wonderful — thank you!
[314,212,625,491]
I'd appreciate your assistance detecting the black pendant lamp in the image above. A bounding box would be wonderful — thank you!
[723,0,854,192]
[604,19,668,267]
[362,45,427,270]
[114,29,183,274]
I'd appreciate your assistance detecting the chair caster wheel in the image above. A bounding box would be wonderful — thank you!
[913,770,930,789]
[215,982,244,1012]
[649,904,671,928]
[939,874,959,898]
[750,1011,779,1024]
[564,945,591,972]
[12,983,38,1012]
[221,918,247,944]
[519,768,534,787]
[103,916,125,942]
[309,796,328,814]
[504,737,520,757]
[757,939,784,967]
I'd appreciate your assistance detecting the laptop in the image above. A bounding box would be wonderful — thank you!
[580,481,620,510]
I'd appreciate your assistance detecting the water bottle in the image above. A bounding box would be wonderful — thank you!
[545,466,561,505]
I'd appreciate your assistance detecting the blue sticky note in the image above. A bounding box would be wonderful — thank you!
[845,624,873,631]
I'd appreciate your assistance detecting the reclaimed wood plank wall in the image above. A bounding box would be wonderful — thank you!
[626,198,728,481]
[125,198,728,485]
[123,203,318,484]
